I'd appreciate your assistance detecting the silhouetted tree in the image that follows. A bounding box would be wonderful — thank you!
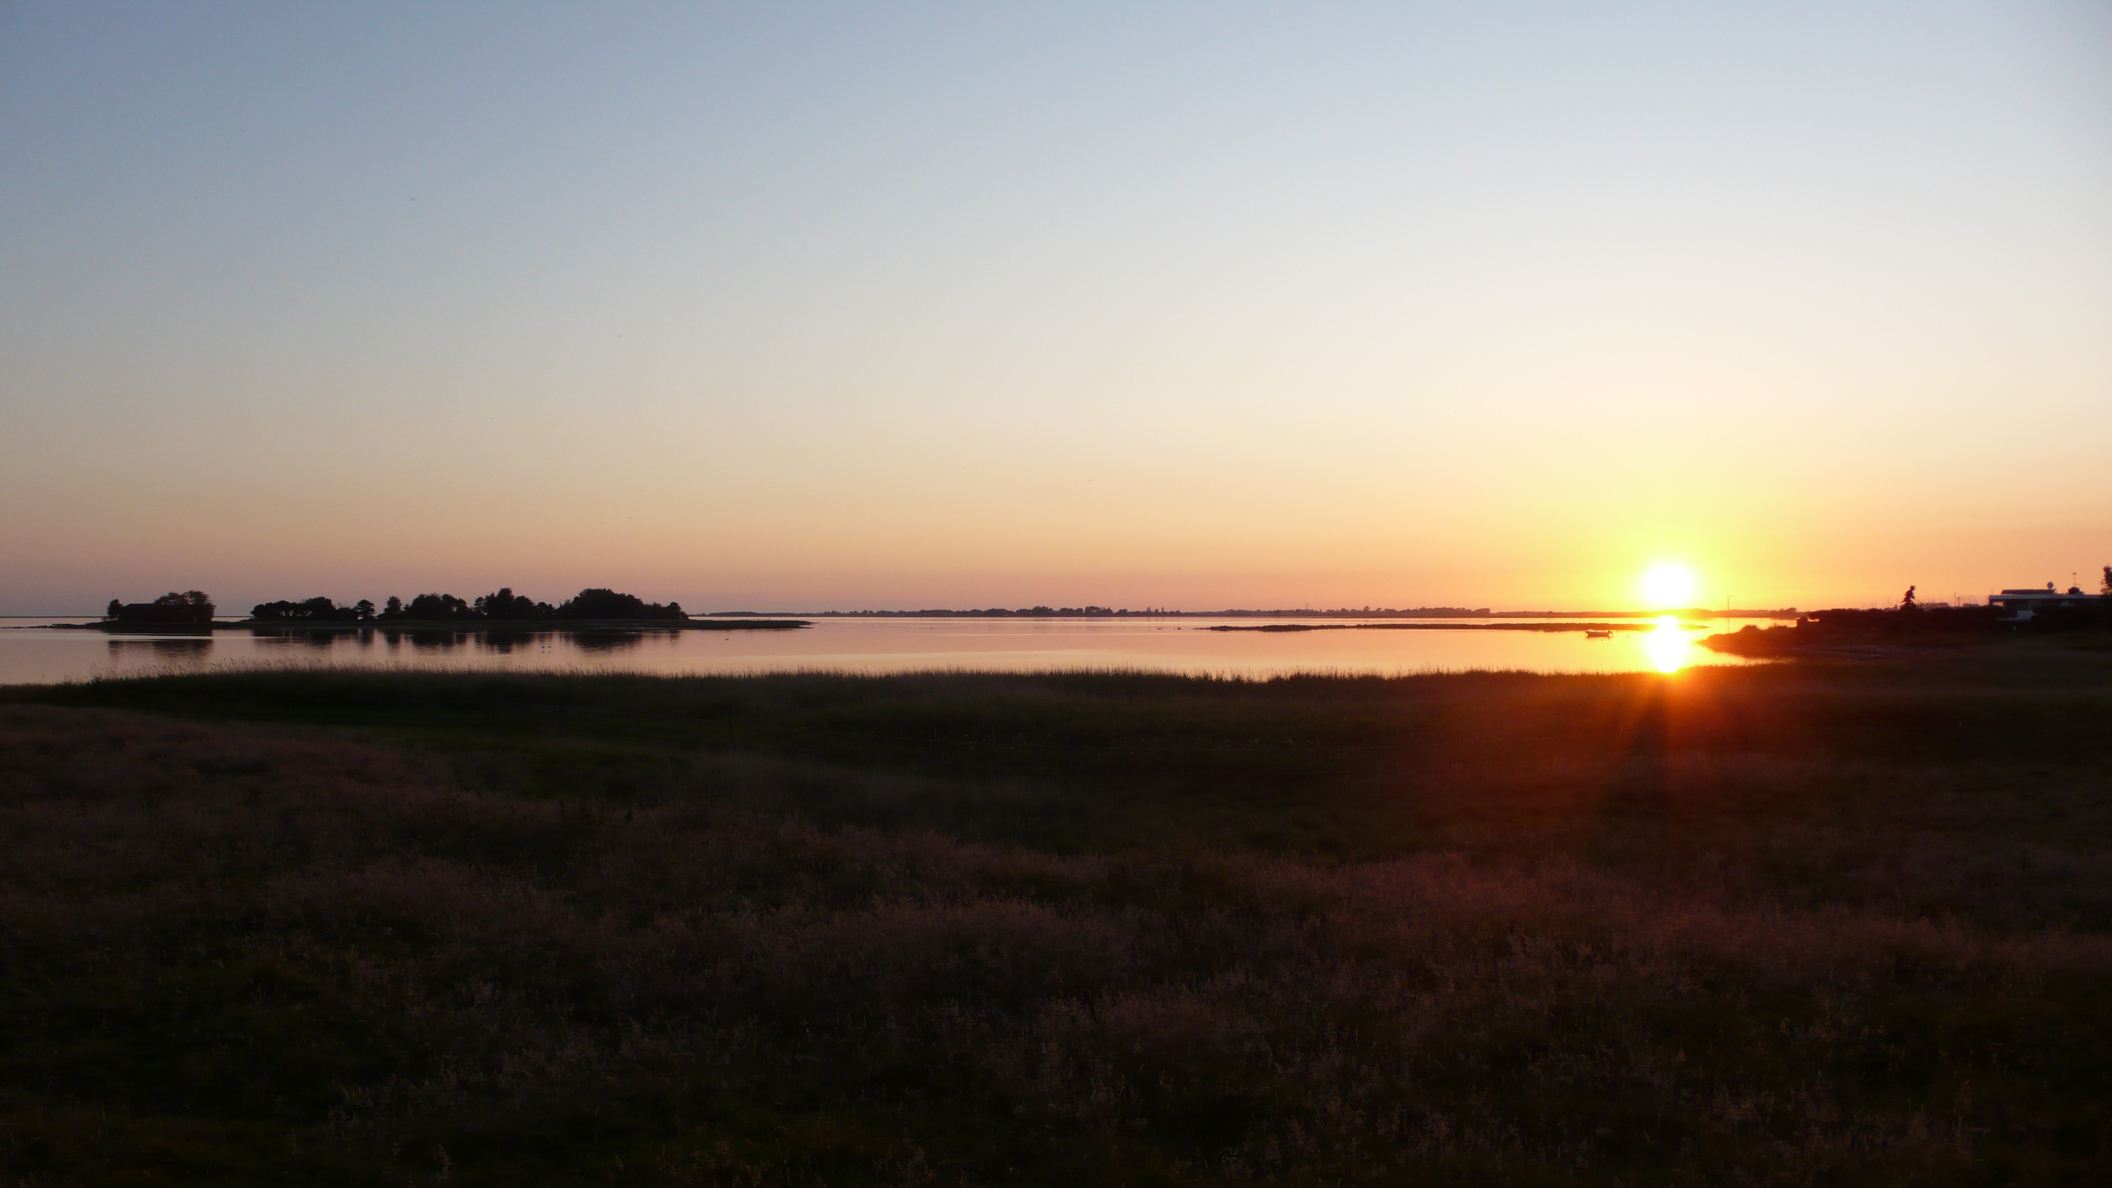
[112,591,216,624]
[553,588,687,620]
[105,599,122,620]
[384,596,404,617]
[2102,566,2111,597]
[354,599,376,621]
[250,596,360,622]
[474,587,541,620]
[405,593,476,621]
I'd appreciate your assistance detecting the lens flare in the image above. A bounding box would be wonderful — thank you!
[1642,563,1696,608]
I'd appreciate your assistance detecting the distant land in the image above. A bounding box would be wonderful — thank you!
[1207,620,1671,633]
[24,589,1814,633]
[54,618,810,634]
[27,599,1809,632]
[42,588,812,633]
[709,606,1802,619]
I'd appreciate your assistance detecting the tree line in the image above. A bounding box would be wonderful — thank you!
[107,588,686,624]
[103,591,216,624]
[255,587,687,622]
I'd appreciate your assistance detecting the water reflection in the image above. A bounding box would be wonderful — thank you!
[1645,616,1690,674]
[248,628,363,652]
[567,631,646,654]
[481,631,535,655]
[6,616,1777,688]
[264,628,649,656]
[108,637,214,660]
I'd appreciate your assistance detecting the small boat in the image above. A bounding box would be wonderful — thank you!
[1584,629,1612,639]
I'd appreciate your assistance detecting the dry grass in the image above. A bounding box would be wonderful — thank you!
[4,685,2112,1185]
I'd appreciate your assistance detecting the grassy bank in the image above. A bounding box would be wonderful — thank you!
[4,649,2111,1183]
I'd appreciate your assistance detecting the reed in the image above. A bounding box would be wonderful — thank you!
[3,650,2109,1183]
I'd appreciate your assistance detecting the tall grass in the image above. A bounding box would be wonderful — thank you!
[4,653,2111,1183]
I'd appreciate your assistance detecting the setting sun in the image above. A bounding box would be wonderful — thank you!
[1642,564,1697,609]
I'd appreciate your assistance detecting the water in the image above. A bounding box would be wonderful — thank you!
[0,616,1772,685]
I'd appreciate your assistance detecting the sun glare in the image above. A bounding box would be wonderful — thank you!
[1642,563,1696,609]
[1646,615,1689,673]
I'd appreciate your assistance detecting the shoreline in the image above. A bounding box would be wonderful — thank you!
[728,608,1801,620]
[1206,620,1684,633]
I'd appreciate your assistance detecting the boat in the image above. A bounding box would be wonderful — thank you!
[1584,629,1612,639]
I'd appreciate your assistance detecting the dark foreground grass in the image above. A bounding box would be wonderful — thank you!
[3,647,2111,1184]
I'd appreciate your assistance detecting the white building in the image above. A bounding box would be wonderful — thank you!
[1990,583,2092,621]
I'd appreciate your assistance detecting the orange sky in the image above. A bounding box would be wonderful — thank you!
[3,4,2108,613]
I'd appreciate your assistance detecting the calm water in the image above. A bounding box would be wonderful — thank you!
[0,616,1771,685]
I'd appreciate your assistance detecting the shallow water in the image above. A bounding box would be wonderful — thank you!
[0,616,1772,685]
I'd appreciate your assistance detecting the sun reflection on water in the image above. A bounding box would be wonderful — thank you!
[1646,615,1689,674]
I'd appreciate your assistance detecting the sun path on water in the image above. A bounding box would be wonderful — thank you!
[1640,563,1699,673]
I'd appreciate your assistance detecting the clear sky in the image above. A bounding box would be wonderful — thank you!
[4,1,2108,613]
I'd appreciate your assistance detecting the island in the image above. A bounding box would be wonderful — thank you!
[61,588,810,633]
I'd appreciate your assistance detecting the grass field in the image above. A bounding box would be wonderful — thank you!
[3,643,2110,1184]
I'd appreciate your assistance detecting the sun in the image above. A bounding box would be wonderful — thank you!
[1641,563,1696,609]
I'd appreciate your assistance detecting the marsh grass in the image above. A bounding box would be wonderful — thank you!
[3,651,2111,1183]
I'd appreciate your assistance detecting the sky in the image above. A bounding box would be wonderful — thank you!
[3,1,2108,614]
